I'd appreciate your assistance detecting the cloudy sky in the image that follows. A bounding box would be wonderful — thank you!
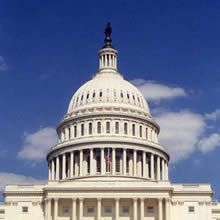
[1,0,220,200]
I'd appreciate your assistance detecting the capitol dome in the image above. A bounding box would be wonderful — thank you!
[47,23,169,184]
[67,71,150,115]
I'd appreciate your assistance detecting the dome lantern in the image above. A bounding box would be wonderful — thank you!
[98,23,118,72]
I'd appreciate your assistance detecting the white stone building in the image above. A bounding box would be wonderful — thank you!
[0,23,220,220]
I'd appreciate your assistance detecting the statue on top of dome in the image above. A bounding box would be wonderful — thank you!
[104,22,113,48]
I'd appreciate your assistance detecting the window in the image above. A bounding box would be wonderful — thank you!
[0,210,5,214]
[63,207,70,214]
[99,91,103,97]
[68,127,71,139]
[87,207,94,213]
[124,123,128,135]
[188,206,195,213]
[115,122,119,134]
[116,155,121,172]
[139,126,142,137]
[120,92,123,98]
[93,92,96,98]
[127,93,130,99]
[122,206,129,213]
[132,124,136,136]
[86,93,89,99]
[97,122,101,134]
[104,206,112,213]
[147,206,154,213]
[106,122,110,133]
[96,155,101,172]
[22,207,28,213]
[81,95,84,101]
[74,125,77,137]
[81,124,84,136]
[89,122,93,135]
[146,128,148,139]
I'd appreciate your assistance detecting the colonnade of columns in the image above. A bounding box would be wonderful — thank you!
[48,148,169,181]
[45,197,171,220]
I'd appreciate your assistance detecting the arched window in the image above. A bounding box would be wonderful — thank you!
[124,123,128,135]
[97,122,101,134]
[115,122,119,134]
[81,124,84,136]
[132,124,136,136]
[146,128,148,139]
[139,126,142,138]
[89,122,92,135]
[68,127,71,139]
[106,121,110,133]
[74,125,77,137]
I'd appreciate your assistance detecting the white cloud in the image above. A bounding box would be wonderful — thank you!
[18,127,57,161]
[0,172,45,191]
[0,56,8,72]
[198,133,220,153]
[205,109,220,121]
[131,79,186,101]
[155,110,205,163]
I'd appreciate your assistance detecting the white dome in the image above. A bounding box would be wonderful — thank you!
[67,71,150,114]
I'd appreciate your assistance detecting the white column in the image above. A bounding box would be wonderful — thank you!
[133,150,137,176]
[115,198,119,220]
[79,198,83,220]
[123,149,127,175]
[165,162,169,180]
[56,156,60,180]
[157,156,161,181]
[62,154,66,179]
[51,159,55,180]
[75,155,79,176]
[146,158,149,178]
[140,198,144,220]
[54,198,58,220]
[158,199,163,220]
[101,148,105,175]
[162,160,165,180]
[151,154,154,179]
[97,198,101,220]
[47,198,51,220]
[90,148,94,175]
[112,148,116,175]
[129,155,133,176]
[165,199,170,220]
[80,150,83,176]
[70,152,74,178]
[133,198,137,220]
[143,152,146,178]
[72,198,76,220]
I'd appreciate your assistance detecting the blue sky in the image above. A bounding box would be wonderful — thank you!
[1,0,220,199]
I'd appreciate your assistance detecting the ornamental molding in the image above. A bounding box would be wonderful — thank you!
[47,140,169,161]
[58,110,159,132]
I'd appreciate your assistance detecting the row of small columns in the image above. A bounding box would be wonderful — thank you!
[59,122,158,144]
[99,51,117,69]
[45,197,171,220]
[49,148,169,181]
